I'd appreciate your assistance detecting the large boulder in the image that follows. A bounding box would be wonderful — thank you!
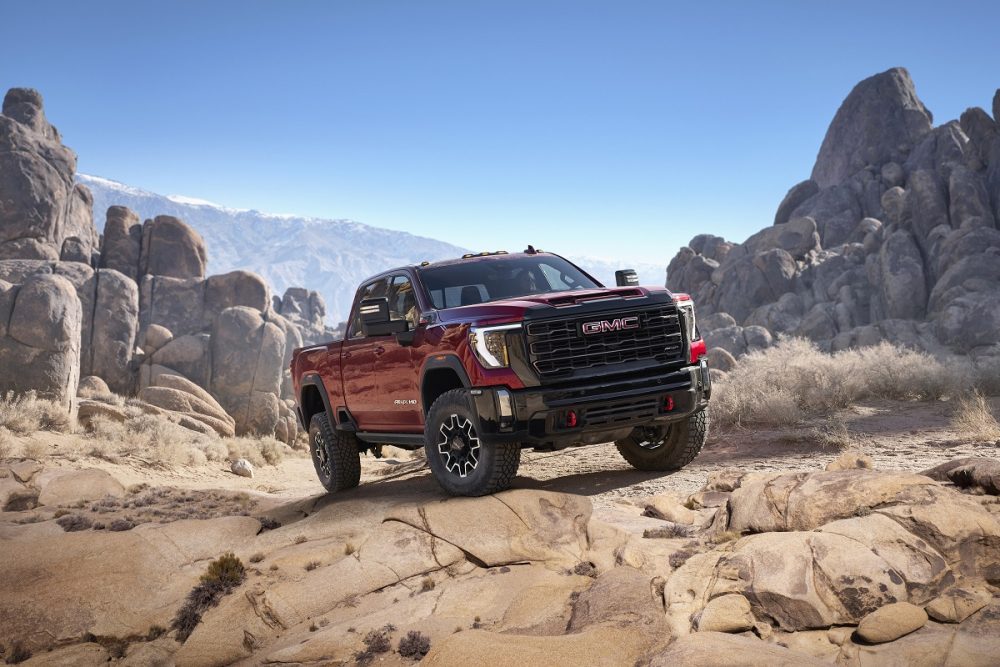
[712,249,797,323]
[210,306,287,436]
[875,229,927,320]
[276,286,329,345]
[742,216,821,260]
[83,269,138,394]
[811,67,933,188]
[774,179,820,226]
[139,215,207,279]
[0,89,99,262]
[0,273,82,406]
[139,372,235,436]
[99,205,142,281]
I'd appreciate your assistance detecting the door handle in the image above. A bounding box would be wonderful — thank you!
[374,345,386,355]
[343,351,352,359]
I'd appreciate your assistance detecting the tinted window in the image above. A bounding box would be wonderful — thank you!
[418,255,600,308]
[388,274,419,328]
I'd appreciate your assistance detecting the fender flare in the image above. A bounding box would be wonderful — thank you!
[298,373,333,429]
[419,354,472,412]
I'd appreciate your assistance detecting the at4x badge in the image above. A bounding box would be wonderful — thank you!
[581,316,639,334]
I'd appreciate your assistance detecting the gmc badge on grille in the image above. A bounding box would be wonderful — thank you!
[581,316,640,334]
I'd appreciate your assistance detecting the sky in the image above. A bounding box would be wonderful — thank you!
[2,1,999,265]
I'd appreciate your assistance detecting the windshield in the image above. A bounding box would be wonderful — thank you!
[418,255,602,309]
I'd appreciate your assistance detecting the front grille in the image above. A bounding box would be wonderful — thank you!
[525,304,685,378]
[584,397,661,427]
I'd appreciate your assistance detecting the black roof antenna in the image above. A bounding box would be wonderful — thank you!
[525,244,537,254]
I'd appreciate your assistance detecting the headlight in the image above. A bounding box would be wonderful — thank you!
[676,299,698,342]
[469,324,521,368]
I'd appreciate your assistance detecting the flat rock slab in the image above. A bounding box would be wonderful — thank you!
[37,469,125,506]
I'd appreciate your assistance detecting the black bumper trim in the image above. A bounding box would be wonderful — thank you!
[471,362,710,448]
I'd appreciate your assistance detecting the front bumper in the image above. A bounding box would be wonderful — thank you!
[470,359,711,448]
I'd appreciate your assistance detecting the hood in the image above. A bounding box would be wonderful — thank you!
[435,285,673,326]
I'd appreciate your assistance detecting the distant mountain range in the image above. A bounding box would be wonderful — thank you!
[79,174,664,321]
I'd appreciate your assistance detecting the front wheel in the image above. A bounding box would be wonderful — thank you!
[309,413,362,492]
[615,411,708,472]
[424,389,521,496]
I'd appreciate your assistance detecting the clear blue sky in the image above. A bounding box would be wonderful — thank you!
[3,1,998,264]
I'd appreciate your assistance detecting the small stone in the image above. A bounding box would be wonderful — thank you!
[231,459,254,479]
[644,493,700,525]
[925,586,991,623]
[696,594,755,633]
[856,602,927,644]
[827,626,853,646]
[825,450,874,472]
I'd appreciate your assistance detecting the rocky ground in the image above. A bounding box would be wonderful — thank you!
[2,398,999,666]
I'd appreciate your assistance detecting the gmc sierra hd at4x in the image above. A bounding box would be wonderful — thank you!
[291,248,711,496]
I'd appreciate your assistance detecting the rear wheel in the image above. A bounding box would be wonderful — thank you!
[309,413,361,492]
[424,389,521,496]
[615,411,708,471]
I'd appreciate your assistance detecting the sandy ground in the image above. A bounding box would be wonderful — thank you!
[18,397,999,528]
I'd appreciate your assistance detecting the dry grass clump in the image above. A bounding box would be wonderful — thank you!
[85,413,224,465]
[951,392,1000,442]
[0,391,72,435]
[84,412,286,468]
[226,436,285,467]
[171,553,247,642]
[0,427,13,460]
[711,339,959,428]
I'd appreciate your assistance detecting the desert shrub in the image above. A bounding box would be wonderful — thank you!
[398,630,431,660]
[258,517,281,531]
[108,519,135,532]
[56,514,93,532]
[354,625,396,665]
[304,560,321,571]
[951,392,1000,442]
[171,553,247,642]
[419,576,435,592]
[711,339,958,428]
[572,561,597,578]
[0,391,72,435]
[202,552,246,587]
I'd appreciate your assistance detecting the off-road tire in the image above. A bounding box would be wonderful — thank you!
[424,388,521,496]
[309,413,361,492]
[615,410,708,472]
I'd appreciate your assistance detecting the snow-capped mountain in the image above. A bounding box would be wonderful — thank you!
[79,175,664,321]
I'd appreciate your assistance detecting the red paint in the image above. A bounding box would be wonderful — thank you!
[689,338,707,364]
[291,252,706,435]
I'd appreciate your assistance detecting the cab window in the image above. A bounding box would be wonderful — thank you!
[388,274,419,329]
[348,277,389,338]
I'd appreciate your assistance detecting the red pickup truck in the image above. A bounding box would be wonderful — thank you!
[291,249,711,496]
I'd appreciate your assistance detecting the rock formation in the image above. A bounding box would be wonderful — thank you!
[0,87,325,442]
[667,68,1000,368]
[2,458,998,664]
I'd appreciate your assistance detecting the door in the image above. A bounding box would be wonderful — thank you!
[340,277,389,427]
[370,273,424,430]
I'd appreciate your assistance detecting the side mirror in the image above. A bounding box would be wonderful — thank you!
[615,269,639,287]
[360,297,408,337]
